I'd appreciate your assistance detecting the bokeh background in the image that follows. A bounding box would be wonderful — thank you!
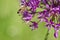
[0,0,60,40]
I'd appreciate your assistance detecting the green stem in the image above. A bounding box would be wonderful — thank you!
[44,30,49,40]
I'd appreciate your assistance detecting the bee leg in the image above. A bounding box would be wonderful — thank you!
[17,9,21,14]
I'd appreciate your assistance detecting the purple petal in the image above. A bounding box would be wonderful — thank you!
[22,11,32,22]
[54,31,58,38]
[30,22,38,30]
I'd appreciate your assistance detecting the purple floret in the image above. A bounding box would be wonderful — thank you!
[22,11,32,22]
[30,22,38,30]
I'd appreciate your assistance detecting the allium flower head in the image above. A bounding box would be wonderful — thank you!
[18,0,60,38]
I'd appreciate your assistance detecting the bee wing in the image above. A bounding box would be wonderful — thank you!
[18,0,22,6]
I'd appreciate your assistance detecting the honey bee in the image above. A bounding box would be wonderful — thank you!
[17,0,27,14]
[17,0,37,16]
[17,0,32,14]
[17,5,27,14]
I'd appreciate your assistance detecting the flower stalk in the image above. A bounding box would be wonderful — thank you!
[44,30,49,40]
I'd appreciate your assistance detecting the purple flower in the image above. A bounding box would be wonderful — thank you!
[22,11,32,22]
[53,24,60,38]
[54,31,58,38]
[28,0,40,12]
[21,0,27,6]
[46,20,54,30]
[41,0,48,4]
[18,0,60,38]
[38,10,49,22]
[53,24,60,30]
[30,22,38,30]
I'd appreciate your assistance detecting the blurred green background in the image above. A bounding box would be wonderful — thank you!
[0,0,60,40]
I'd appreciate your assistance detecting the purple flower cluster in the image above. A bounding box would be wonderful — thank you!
[18,0,60,38]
